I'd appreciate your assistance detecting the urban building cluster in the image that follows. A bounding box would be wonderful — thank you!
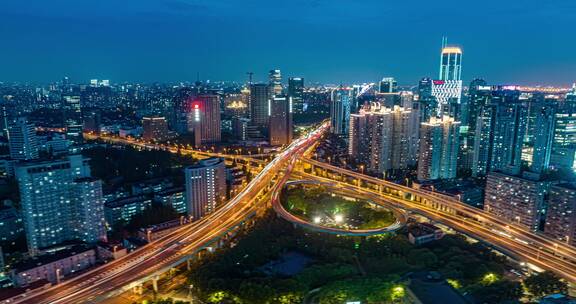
[0,39,574,298]
[330,41,576,247]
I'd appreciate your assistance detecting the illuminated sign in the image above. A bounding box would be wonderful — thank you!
[433,80,445,85]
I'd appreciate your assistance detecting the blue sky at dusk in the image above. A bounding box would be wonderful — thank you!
[1,0,575,85]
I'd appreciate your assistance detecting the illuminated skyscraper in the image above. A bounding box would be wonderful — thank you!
[330,87,351,136]
[417,116,460,181]
[269,95,293,146]
[528,95,556,173]
[269,69,282,97]
[186,95,221,146]
[378,77,397,93]
[184,158,227,221]
[432,39,463,117]
[8,117,39,161]
[472,89,527,177]
[551,91,576,170]
[439,45,462,81]
[288,77,304,114]
[250,83,270,128]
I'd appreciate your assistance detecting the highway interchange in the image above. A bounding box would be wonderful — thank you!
[12,123,576,303]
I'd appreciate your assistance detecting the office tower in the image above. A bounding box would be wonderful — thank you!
[527,95,556,173]
[250,84,270,128]
[432,41,463,117]
[232,117,250,141]
[484,171,548,231]
[417,116,460,181]
[142,116,169,142]
[15,155,105,255]
[330,87,352,136]
[288,77,305,114]
[544,183,576,246]
[186,95,221,146]
[8,118,39,161]
[551,95,576,169]
[269,95,293,146]
[472,89,527,176]
[378,77,397,93]
[171,87,197,134]
[63,95,83,143]
[83,110,101,134]
[349,104,414,175]
[269,69,282,97]
[184,158,227,221]
[417,77,437,123]
[462,80,490,170]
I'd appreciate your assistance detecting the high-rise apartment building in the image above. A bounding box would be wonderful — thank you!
[417,116,460,181]
[184,158,227,221]
[142,116,169,142]
[349,104,415,175]
[8,117,39,161]
[288,77,304,114]
[551,101,576,170]
[15,155,106,256]
[417,77,437,123]
[527,95,556,173]
[269,95,293,146]
[186,95,221,146]
[472,89,528,176]
[330,87,352,136]
[544,183,576,246]
[250,84,270,128]
[484,171,548,231]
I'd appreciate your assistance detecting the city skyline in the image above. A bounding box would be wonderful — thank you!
[1,0,575,85]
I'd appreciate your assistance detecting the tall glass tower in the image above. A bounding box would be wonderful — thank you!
[439,46,463,81]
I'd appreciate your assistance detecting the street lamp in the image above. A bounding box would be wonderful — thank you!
[334,214,344,223]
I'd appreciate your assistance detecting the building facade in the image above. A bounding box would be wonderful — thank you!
[544,183,576,246]
[184,158,227,221]
[483,171,548,231]
[269,95,293,146]
[186,95,221,146]
[417,116,460,181]
[15,155,106,255]
[330,87,352,136]
[250,84,270,128]
[142,116,169,142]
[288,77,304,114]
[349,104,415,175]
[8,117,39,161]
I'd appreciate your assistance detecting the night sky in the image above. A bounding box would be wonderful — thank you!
[1,0,575,85]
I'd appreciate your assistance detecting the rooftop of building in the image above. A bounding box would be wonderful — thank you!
[408,272,470,304]
[408,223,442,237]
[155,186,184,196]
[186,157,225,169]
[12,244,93,272]
[105,195,152,208]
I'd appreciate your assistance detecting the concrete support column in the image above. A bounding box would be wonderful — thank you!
[152,275,159,293]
